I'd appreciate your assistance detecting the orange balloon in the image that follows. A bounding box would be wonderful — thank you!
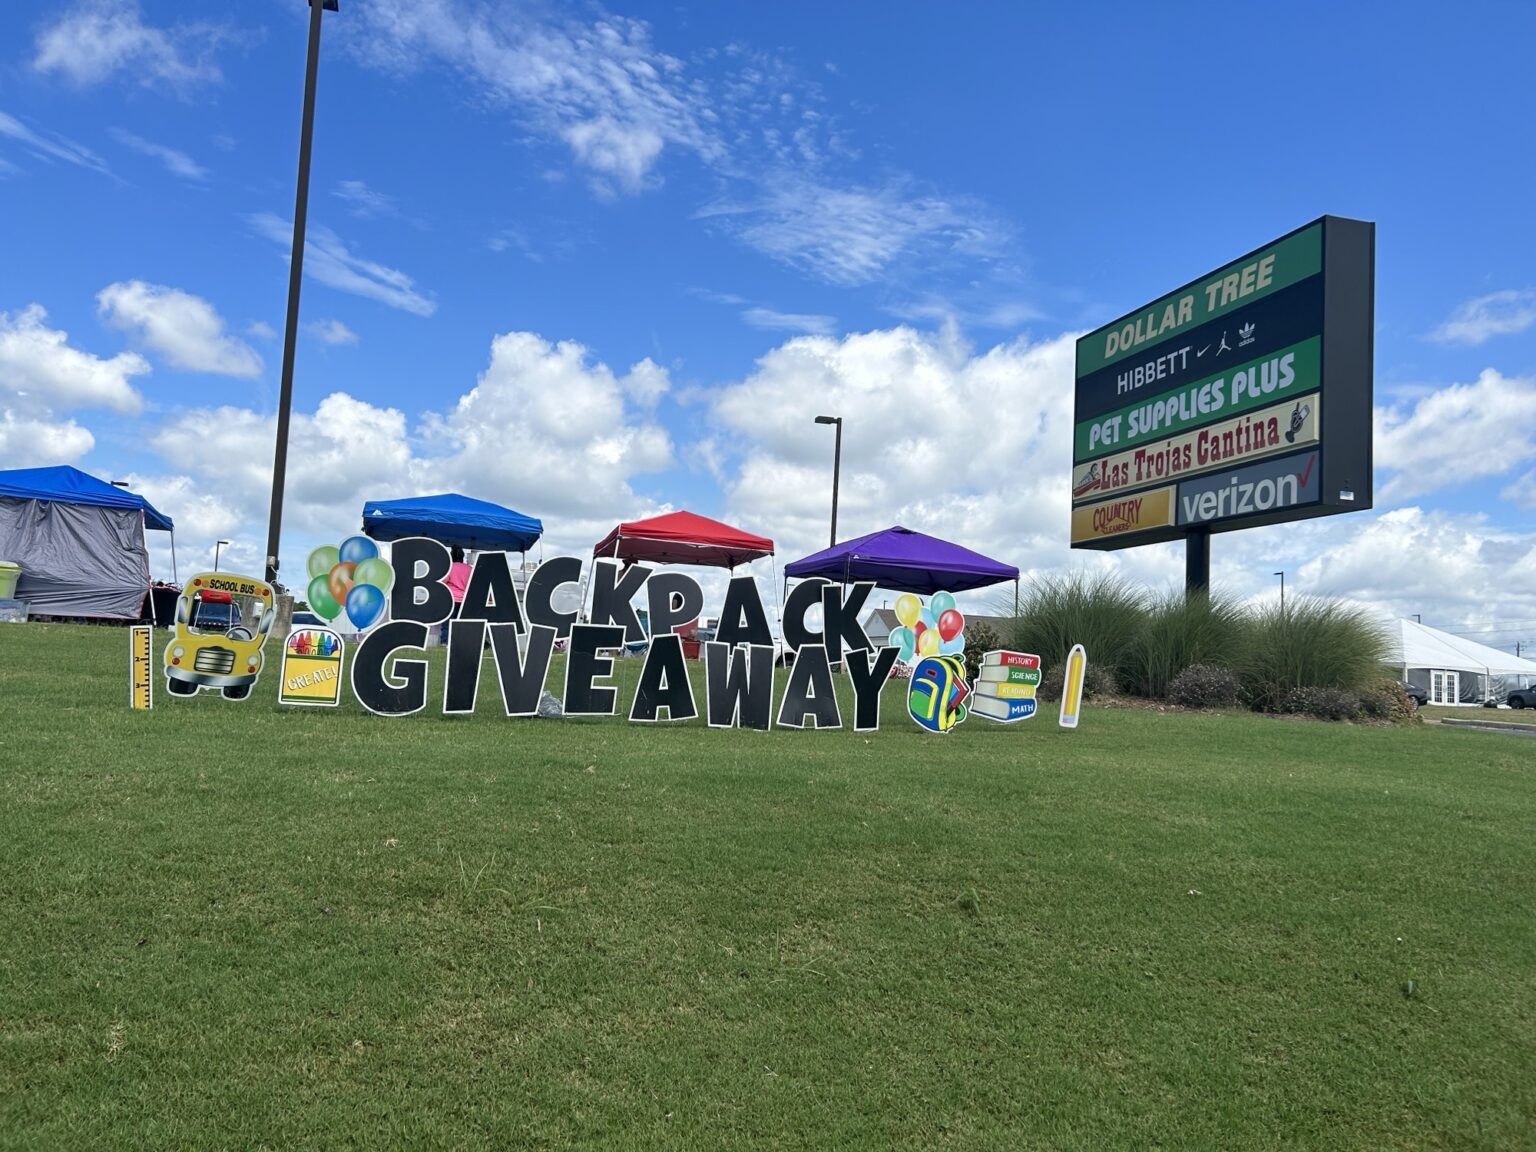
[328,561,356,606]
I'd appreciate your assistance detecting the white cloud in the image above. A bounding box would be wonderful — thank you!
[249,213,436,317]
[741,307,836,336]
[348,2,719,194]
[710,326,1076,570]
[117,315,1536,637]
[33,0,224,91]
[422,333,672,516]
[705,324,1536,632]
[150,393,420,545]
[305,319,358,346]
[1430,289,1536,345]
[109,128,207,180]
[136,330,671,582]
[334,179,396,219]
[0,110,111,176]
[0,303,147,412]
[97,281,262,378]
[246,321,277,341]
[0,410,95,467]
[1500,469,1536,510]
[698,176,1004,286]
[1375,369,1536,499]
[0,302,148,473]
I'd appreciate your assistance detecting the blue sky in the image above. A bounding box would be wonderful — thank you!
[2,0,1534,651]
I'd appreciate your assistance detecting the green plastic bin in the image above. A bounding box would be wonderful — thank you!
[0,561,20,601]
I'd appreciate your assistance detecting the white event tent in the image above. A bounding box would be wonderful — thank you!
[1388,618,1536,706]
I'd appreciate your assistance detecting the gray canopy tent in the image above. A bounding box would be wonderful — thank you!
[0,466,175,619]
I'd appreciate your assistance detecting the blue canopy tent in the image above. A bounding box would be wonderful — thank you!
[361,493,543,553]
[0,465,176,619]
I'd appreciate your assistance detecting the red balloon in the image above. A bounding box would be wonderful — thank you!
[913,621,927,645]
[938,608,964,642]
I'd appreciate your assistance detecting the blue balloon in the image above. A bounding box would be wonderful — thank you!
[888,625,916,663]
[940,634,965,656]
[918,607,938,633]
[345,581,385,630]
[930,591,957,617]
[339,535,378,565]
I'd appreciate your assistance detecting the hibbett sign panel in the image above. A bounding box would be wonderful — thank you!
[1070,216,1373,549]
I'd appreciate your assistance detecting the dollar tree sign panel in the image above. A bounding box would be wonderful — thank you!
[1071,216,1373,550]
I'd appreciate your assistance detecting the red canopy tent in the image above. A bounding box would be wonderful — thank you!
[588,511,778,656]
[592,510,774,569]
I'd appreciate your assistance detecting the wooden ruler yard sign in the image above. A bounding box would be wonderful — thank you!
[130,625,152,710]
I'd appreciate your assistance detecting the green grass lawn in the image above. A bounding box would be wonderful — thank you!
[2,623,1533,1150]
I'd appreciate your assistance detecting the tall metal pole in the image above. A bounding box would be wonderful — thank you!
[829,418,842,548]
[263,0,333,587]
[1275,570,1285,610]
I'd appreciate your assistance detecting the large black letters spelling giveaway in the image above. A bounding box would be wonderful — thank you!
[351,539,897,729]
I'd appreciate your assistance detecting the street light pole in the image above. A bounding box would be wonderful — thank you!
[263,0,337,588]
[814,415,842,548]
[1274,570,1285,610]
[214,540,231,572]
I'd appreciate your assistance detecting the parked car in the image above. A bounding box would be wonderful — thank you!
[1403,684,1428,707]
[1508,684,1536,709]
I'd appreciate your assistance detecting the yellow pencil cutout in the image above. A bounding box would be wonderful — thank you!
[1059,643,1086,729]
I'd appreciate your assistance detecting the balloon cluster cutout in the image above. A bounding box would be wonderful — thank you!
[886,591,965,664]
[305,536,392,630]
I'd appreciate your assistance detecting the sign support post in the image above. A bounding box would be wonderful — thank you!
[1185,530,1210,596]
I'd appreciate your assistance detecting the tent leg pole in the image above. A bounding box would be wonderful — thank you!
[170,531,179,585]
[770,555,784,630]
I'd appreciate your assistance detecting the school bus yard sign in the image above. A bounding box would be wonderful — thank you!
[1071,216,1374,549]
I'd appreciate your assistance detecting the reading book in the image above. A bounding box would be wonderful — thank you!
[974,680,1035,701]
[971,695,1037,722]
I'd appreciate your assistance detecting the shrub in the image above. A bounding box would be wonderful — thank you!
[1037,660,1118,703]
[1358,679,1423,725]
[1238,597,1391,713]
[1167,663,1241,709]
[1127,590,1247,698]
[1277,686,1362,721]
[962,621,1002,684]
[1005,572,1146,688]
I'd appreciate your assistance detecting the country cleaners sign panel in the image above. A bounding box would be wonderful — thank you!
[1071,216,1374,549]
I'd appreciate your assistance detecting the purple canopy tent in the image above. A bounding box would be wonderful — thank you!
[783,525,1019,601]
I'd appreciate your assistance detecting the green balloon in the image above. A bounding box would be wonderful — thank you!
[308,574,341,620]
[307,545,341,580]
[353,556,393,594]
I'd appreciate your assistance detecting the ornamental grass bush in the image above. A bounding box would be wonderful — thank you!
[1237,597,1392,713]
[994,575,1393,715]
[1005,572,1145,688]
[1126,591,1247,699]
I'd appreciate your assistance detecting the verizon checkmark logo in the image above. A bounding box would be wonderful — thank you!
[1295,453,1317,488]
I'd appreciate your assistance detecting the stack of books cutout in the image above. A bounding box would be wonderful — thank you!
[972,650,1041,722]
